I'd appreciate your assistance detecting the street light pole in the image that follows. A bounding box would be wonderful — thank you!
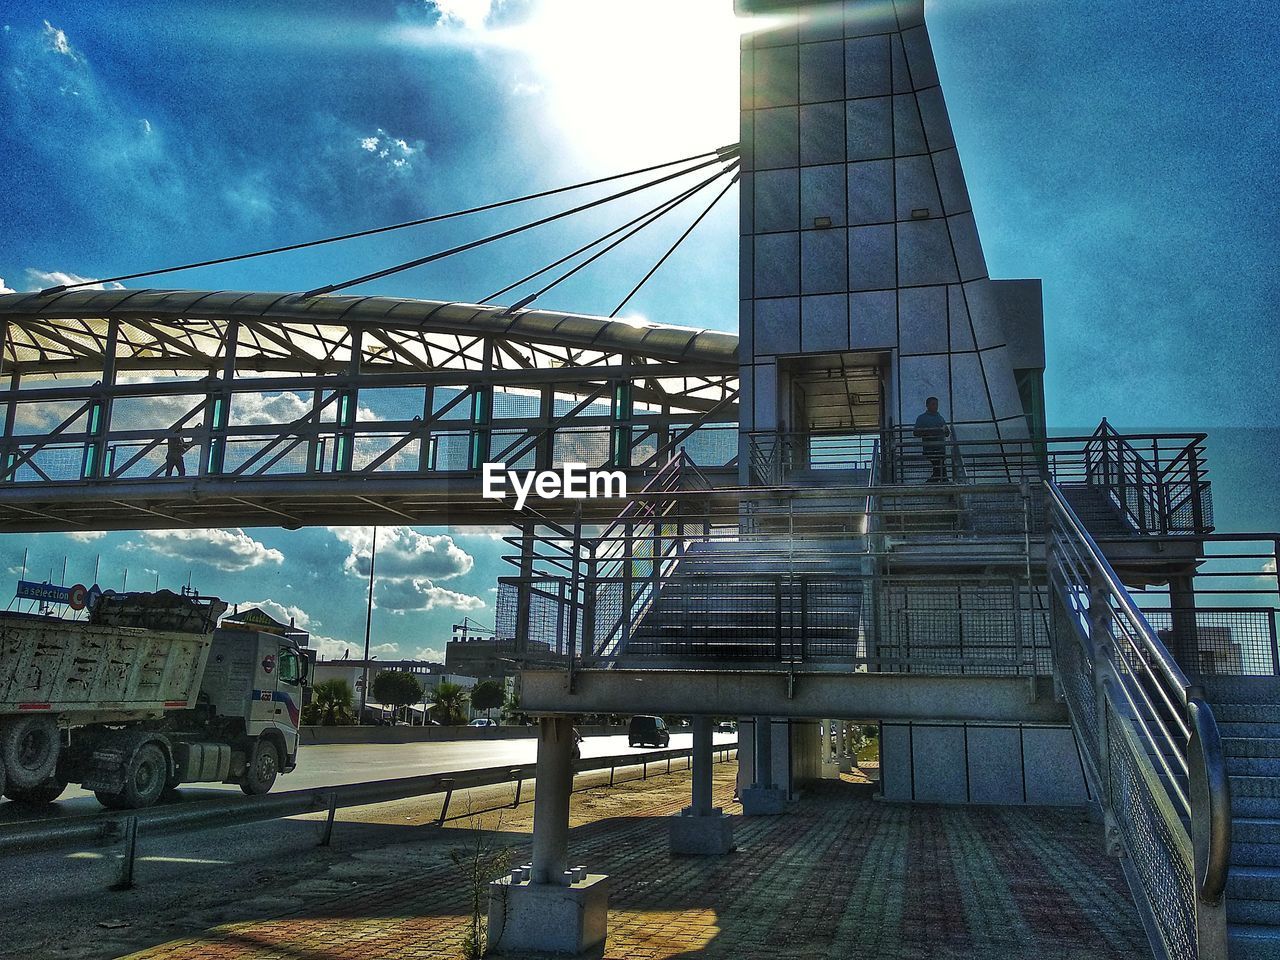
[359,526,378,724]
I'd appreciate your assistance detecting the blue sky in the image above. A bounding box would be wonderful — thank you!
[0,0,1275,658]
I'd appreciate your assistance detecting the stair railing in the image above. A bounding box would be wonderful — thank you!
[1084,420,1212,536]
[583,450,710,661]
[1046,479,1230,960]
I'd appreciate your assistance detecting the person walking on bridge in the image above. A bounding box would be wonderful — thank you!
[164,431,191,477]
[913,397,951,483]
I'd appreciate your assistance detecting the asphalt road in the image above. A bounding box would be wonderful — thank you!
[0,733,738,960]
[0,732,736,824]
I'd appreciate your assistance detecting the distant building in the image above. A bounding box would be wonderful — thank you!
[445,621,565,680]
[221,605,310,647]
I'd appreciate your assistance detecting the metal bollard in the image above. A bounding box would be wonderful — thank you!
[642,759,647,780]
[609,764,615,788]
[437,778,455,825]
[512,769,524,808]
[319,791,338,846]
[110,816,139,891]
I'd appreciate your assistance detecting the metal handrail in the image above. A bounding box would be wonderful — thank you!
[1045,479,1231,916]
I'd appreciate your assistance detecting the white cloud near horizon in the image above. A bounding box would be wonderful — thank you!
[131,528,285,573]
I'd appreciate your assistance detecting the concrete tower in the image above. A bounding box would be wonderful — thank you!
[736,0,1045,456]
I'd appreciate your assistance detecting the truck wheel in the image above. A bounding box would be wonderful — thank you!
[95,743,167,810]
[239,739,279,796]
[5,778,68,805]
[2,715,60,789]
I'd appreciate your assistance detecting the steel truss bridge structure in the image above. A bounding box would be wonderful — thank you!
[0,288,740,532]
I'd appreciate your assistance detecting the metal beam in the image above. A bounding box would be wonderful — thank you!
[518,668,1069,724]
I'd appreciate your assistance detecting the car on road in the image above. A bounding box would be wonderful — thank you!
[628,715,670,748]
[468,718,499,728]
[716,720,736,734]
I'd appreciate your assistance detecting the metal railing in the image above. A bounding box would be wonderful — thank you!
[871,421,1215,538]
[1046,480,1229,960]
[0,743,738,876]
[1084,420,1212,535]
[498,476,1052,673]
[744,431,879,485]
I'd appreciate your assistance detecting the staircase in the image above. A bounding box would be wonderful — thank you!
[621,539,868,661]
[1200,677,1280,958]
[1059,482,1136,538]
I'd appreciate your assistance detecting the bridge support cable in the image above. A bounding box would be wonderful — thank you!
[38,145,738,296]
[479,162,737,306]
[610,171,740,318]
[487,161,740,312]
[300,150,740,299]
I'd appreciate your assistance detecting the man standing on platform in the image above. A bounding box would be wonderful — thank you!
[913,397,951,483]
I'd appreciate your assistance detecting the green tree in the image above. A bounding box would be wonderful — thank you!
[371,670,425,722]
[430,680,469,726]
[301,678,355,726]
[470,678,505,717]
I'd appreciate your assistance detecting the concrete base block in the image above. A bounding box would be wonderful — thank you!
[669,808,735,855]
[839,757,854,774]
[820,759,842,780]
[740,786,787,816]
[488,874,609,955]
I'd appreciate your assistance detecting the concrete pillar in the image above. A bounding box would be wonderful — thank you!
[741,715,786,815]
[490,715,609,954]
[753,714,773,788]
[691,716,714,815]
[670,716,734,855]
[839,721,854,774]
[530,715,574,883]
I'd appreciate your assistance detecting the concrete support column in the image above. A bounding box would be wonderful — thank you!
[691,715,714,815]
[490,715,610,954]
[670,716,734,855]
[753,714,773,788]
[839,721,854,774]
[530,715,574,884]
[741,715,786,816]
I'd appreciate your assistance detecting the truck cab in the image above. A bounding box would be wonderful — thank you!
[199,628,308,774]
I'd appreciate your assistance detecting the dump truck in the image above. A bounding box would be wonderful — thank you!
[0,591,308,809]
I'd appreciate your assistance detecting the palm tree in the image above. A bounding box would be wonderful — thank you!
[430,680,469,726]
[306,678,355,726]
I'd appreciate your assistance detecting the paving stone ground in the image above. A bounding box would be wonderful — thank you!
[122,764,1148,960]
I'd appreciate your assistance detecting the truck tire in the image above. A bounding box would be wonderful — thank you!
[5,778,68,805]
[239,739,279,796]
[94,743,167,810]
[2,715,60,789]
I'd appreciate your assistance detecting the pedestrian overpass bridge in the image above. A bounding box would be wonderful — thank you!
[0,287,740,532]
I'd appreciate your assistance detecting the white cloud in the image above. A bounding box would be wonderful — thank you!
[377,576,486,614]
[331,526,474,582]
[0,278,14,294]
[131,528,284,573]
[424,0,498,30]
[66,530,108,543]
[354,128,422,173]
[370,642,401,655]
[310,634,361,660]
[23,268,124,291]
[42,20,80,61]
